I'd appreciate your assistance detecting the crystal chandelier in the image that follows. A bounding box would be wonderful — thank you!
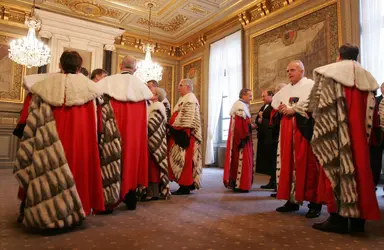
[134,2,163,82]
[8,0,51,68]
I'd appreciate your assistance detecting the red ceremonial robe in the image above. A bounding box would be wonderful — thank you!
[271,77,319,203]
[310,60,380,220]
[276,115,320,202]
[26,73,105,216]
[97,71,153,201]
[223,100,254,191]
[168,93,203,189]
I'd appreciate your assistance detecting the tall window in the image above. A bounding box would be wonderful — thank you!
[360,0,384,94]
[205,31,242,164]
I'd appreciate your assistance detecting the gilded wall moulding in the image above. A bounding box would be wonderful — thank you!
[55,0,121,19]
[117,34,182,58]
[0,5,29,26]
[137,14,188,32]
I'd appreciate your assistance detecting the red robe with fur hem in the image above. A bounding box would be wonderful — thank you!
[271,77,320,203]
[168,93,203,189]
[223,100,254,191]
[97,72,153,201]
[308,60,380,220]
[14,73,107,229]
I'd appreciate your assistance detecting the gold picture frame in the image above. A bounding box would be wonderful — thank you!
[181,57,203,108]
[249,0,341,103]
[0,31,26,104]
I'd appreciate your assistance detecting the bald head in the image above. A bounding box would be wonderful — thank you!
[120,55,137,73]
[286,60,305,85]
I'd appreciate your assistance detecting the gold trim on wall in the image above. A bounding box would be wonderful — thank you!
[0,31,25,104]
[249,0,341,104]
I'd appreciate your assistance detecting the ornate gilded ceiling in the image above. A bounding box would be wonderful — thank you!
[2,0,254,43]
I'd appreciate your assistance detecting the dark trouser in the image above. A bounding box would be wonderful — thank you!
[370,145,383,186]
[256,142,278,182]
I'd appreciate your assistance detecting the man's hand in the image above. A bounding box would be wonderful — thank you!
[251,123,257,129]
[278,103,286,113]
[282,107,295,116]
[257,118,262,124]
[258,111,263,117]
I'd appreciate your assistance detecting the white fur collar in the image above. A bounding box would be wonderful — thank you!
[230,100,251,118]
[174,93,199,112]
[148,101,167,120]
[97,73,153,102]
[30,73,100,106]
[24,73,61,91]
[313,60,378,91]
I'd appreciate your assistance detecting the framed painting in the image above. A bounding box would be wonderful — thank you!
[181,57,203,107]
[0,32,25,103]
[250,0,341,103]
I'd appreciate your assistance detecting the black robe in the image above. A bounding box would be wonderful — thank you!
[255,103,280,179]
[370,95,383,186]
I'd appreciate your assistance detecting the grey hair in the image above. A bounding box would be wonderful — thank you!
[181,78,194,91]
[153,87,166,102]
[290,60,305,72]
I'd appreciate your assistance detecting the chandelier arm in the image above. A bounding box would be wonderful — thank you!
[148,3,152,43]
[31,0,36,17]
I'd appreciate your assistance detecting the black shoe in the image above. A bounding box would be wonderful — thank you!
[124,190,137,210]
[350,218,365,233]
[306,203,322,218]
[17,214,24,224]
[171,186,191,195]
[260,181,276,189]
[270,193,277,198]
[233,188,249,193]
[276,201,299,212]
[306,208,321,218]
[97,208,114,215]
[312,213,348,234]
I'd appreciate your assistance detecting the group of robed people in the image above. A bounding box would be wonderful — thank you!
[12,51,202,230]
[223,43,382,234]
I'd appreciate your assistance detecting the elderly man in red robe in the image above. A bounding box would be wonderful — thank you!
[307,43,380,233]
[97,55,153,210]
[223,88,254,192]
[168,79,203,195]
[14,51,121,229]
[272,60,322,218]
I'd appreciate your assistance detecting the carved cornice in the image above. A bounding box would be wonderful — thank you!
[0,4,29,28]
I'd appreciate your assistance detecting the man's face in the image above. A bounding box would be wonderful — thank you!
[242,91,253,104]
[94,73,107,83]
[262,91,272,104]
[147,82,155,91]
[286,62,303,84]
[381,84,384,95]
[178,81,189,96]
[151,88,158,101]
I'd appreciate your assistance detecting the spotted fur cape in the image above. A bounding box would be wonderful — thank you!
[14,74,122,229]
[148,101,170,198]
[169,93,203,189]
[96,95,122,208]
[296,60,378,218]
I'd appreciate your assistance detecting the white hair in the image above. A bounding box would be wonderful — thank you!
[153,87,166,102]
[290,60,305,72]
[181,78,193,92]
